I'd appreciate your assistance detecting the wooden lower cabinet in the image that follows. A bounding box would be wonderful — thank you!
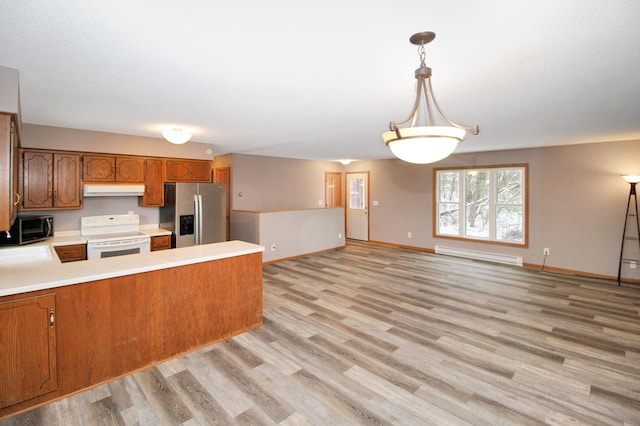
[53,244,86,263]
[0,294,57,409]
[0,252,262,419]
[150,235,171,251]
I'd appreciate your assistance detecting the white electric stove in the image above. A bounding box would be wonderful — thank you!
[81,214,151,260]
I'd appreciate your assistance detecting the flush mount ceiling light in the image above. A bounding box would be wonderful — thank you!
[162,128,192,145]
[382,31,479,164]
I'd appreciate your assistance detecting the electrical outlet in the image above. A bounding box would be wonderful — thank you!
[408,232,412,238]
[338,232,342,239]
[631,261,637,270]
[543,247,550,256]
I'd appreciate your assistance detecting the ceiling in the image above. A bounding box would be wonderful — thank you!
[1,1,639,162]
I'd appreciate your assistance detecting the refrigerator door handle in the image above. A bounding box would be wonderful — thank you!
[194,194,200,245]
[196,194,204,245]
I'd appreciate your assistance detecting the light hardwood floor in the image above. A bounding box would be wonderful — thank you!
[2,241,640,425]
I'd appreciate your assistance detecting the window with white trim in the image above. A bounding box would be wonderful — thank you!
[435,165,527,245]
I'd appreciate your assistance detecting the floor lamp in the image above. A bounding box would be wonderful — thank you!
[618,174,640,285]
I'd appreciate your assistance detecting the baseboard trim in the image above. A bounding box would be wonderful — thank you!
[262,245,346,265]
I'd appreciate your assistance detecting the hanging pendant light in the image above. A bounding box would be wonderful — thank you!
[383,32,479,164]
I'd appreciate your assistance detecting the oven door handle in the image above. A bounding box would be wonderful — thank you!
[88,238,150,249]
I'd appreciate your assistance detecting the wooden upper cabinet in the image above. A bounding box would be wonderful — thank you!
[140,158,164,207]
[189,161,212,182]
[83,155,145,183]
[0,114,19,231]
[165,159,211,182]
[22,151,81,210]
[82,155,114,182]
[115,157,145,182]
[53,154,82,208]
[22,151,53,209]
[0,294,57,409]
[165,160,190,181]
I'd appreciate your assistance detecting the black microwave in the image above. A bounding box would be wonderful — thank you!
[0,215,54,245]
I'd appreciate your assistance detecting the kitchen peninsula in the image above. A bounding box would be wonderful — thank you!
[0,241,264,419]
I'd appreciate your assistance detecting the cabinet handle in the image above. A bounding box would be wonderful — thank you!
[13,192,20,206]
[49,309,55,328]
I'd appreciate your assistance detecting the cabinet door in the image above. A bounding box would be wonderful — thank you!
[141,158,164,206]
[54,244,86,262]
[0,294,57,409]
[22,151,53,209]
[165,160,190,181]
[0,114,16,231]
[115,157,145,183]
[53,153,82,208]
[150,235,171,251]
[189,161,212,182]
[83,155,115,182]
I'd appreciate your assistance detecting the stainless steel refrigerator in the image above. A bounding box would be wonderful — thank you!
[159,182,226,248]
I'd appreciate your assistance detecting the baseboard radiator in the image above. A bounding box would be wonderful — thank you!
[434,245,523,267]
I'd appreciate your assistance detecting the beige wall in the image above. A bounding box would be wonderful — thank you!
[346,139,640,280]
[231,153,342,211]
[21,124,215,160]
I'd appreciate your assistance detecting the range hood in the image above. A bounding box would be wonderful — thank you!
[83,183,145,197]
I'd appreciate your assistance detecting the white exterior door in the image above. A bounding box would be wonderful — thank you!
[346,172,368,241]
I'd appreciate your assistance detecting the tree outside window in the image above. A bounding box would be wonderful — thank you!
[435,165,527,246]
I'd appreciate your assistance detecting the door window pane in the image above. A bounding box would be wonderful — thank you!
[349,179,365,209]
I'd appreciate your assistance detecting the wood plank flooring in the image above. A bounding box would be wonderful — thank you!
[2,241,640,425]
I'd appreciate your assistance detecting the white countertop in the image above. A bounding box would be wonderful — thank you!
[0,240,264,297]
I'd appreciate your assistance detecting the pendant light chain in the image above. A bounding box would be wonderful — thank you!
[418,43,427,68]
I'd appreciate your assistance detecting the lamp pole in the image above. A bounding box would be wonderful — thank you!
[618,180,640,285]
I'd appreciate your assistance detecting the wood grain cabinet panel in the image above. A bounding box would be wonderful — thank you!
[52,154,82,208]
[150,235,171,251]
[0,114,19,231]
[22,151,81,210]
[140,158,164,206]
[22,151,52,209]
[165,159,211,182]
[82,155,114,182]
[0,294,57,409]
[188,161,212,182]
[115,157,145,183]
[54,244,87,263]
[83,155,145,183]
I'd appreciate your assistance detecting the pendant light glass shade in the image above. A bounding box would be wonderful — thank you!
[383,126,466,163]
[384,32,478,164]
